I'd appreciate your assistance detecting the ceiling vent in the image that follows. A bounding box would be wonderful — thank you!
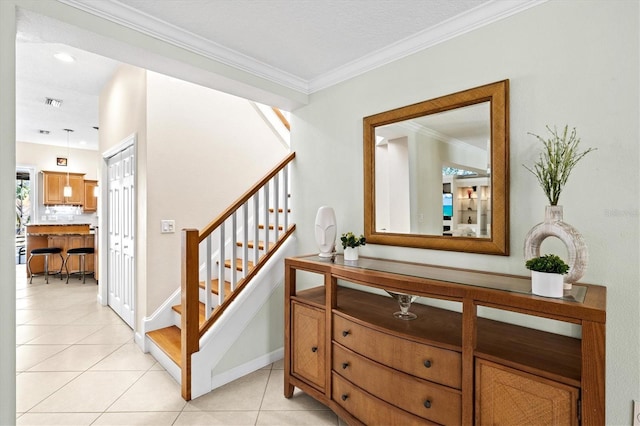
[44,98,62,108]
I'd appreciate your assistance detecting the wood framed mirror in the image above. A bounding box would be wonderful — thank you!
[364,80,509,255]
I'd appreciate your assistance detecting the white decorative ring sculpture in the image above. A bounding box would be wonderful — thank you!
[524,206,588,287]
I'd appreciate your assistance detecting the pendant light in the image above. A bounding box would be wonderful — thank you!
[63,129,73,197]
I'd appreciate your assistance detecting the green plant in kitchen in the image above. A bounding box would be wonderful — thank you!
[525,254,570,275]
[340,232,366,249]
[523,125,596,206]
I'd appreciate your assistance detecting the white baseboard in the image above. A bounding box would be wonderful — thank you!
[210,347,284,390]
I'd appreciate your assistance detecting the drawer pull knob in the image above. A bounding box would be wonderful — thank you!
[341,362,349,369]
[342,330,350,337]
[423,360,432,368]
[311,346,318,352]
[424,400,432,409]
[341,394,349,401]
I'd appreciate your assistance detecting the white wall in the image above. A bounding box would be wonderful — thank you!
[16,141,100,179]
[100,65,289,326]
[99,64,148,331]
[290,2,639,424]
[144,71,288,313]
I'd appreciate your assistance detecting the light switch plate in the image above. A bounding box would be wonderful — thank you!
[634,400,640,426]
[161,219,175,234]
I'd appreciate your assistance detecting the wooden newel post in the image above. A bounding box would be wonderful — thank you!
[181,228,200,401]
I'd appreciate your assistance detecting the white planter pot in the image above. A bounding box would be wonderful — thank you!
[343,247,359,261]
[531,270,564,298]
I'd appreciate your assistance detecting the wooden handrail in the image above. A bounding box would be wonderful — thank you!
[272,107,290,131]
[199,152,295,242]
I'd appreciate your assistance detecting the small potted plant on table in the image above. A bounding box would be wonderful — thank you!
[525,254,570,298]
[341,232,366,261]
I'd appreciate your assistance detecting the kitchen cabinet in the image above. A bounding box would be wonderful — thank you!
[83,180,98,212]
[42,171,85,205]
[285,254,606,426]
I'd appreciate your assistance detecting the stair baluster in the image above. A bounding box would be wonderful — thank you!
[253,193,260,265]
[205,234,213,319]
[218,223,225,306]
[263,183,270,254]
[283,166,289,231]
[231,212,237,291]
[242,202,249,279]
[274,173,280,243]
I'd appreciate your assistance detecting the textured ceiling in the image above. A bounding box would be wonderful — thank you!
[16,0,541,151]
[112,0,488,82]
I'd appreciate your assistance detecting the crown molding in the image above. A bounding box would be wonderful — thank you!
[308,0,547,92]
[58,0,546,96]
[57,0,309,93]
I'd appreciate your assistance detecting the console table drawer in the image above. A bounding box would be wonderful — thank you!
[333,343,461,425]
[332,372,435,426]
[333,313,461,389]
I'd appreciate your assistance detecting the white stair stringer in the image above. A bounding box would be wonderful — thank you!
[190,235,296,399]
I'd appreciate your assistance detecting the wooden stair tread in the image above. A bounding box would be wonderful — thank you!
[172,302,207,326]
[269,208,291,213]
[146,326,181,366]
[223,259,256,271]
[199,278,233,296]
[236,240,275,250]
[258,224,284,231]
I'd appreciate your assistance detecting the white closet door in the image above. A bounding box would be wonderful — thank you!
[107,145,135,328]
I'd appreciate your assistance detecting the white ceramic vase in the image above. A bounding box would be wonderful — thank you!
[531,270,564,298]
[524,205,588,289]
[343,247,359,261]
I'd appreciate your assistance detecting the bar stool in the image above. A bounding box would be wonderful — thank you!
[27,247,65,284]
[65,247,95,284]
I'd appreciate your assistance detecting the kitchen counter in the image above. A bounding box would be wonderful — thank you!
[25,224,95,277]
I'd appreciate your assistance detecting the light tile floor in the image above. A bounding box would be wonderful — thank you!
[16,265,343,425]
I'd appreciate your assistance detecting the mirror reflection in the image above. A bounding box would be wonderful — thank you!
[374,102,491,238]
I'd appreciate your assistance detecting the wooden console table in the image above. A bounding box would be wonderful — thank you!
[284,255,606,425]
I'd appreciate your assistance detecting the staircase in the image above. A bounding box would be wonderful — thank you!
[144,153,296,400]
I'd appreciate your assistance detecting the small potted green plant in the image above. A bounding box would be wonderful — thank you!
[341,232,366,261]
[525,254,570,298]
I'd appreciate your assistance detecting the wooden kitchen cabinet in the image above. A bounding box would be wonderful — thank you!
[66,234,95,273]
[83,180,98,212]
[42,171,85,205]
[285,255,606,426]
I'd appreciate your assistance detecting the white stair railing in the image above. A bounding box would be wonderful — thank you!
[192,153,295,322]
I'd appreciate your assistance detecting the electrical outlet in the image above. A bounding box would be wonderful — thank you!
[161,219,175,234]
[633,400,640,426]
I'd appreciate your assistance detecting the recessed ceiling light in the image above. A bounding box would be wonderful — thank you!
[44,97,62,108]
[53,52,75,63]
